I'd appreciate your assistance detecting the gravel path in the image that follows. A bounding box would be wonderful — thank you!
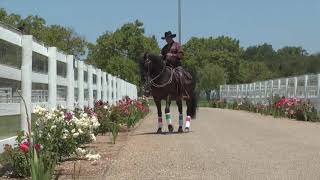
[105,107,320,180]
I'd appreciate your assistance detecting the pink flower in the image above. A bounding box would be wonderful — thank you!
[64,111,73,121]
[19,143,29,153]
[34,144,41,152]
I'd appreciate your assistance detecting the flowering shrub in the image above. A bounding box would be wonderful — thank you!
[32,106,100,160]
[1,96,150,178]
[209,99,227,109]
[212,96,320,122]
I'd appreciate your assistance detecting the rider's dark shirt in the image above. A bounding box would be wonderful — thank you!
[161,41,183,67]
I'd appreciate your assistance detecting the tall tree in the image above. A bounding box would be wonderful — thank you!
[198,64,225,100]
[0,8,87,59]
[87,20,160,84]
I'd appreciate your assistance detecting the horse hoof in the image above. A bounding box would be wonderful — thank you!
[156,128,162,134]
[168,125,174,133]
[178,126,183,133]
[185,127,189,133]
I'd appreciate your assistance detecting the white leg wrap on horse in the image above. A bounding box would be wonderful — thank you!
[165,113,172,124]
[185,116,191,128]
[158,117,163,128]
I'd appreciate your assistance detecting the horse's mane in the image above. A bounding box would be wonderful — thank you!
[145,52,162,62]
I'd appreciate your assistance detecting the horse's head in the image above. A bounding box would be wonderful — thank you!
[140,52,164,79]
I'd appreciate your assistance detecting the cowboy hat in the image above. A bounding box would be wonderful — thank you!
[161,31,176,39]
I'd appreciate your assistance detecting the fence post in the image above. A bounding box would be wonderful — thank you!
[112,76,117,104]
[88,65,93,108]
[108,74,113,105]
[252,83,256,103]
[48,47,57,109]
[96,69,102,100]
[285,78,289,97]
[121,79,124,99]
[77,61,84,108]
[227,85,230,99]
[102,72,107,102]
[294,77,298,97]
[317,74,320,98]
[236,85,239,99]
[270,80,274,96]
[245,84,248,98]
[21,35,33,132]
[66,55,74,110]
[264,81,268,98]
[259,82,262,102]
[278,79,281,96]
[304,75,308,100]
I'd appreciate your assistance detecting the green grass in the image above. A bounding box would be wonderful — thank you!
[0,115,21,139]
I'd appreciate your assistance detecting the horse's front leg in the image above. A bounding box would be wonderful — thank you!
[176,100,183,133]
[165,96,174,133]
[155,99,163,134]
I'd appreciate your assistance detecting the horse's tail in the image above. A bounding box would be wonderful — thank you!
[189,72,198,119]
[190,90,198,119]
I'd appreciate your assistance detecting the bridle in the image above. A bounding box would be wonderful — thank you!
[145,55,174,88]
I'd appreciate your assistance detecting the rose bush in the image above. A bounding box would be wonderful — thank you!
[1,96,150,178]
[210,95,319,122]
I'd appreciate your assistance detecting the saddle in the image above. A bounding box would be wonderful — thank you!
[172,66,193,99]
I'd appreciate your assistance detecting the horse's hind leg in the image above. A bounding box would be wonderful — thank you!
[176,100,184,133]
[165,96,174,133]
[185,100,192,132]
[155,99,163,134]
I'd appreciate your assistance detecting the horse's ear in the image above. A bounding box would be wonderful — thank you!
[143,52,147,60]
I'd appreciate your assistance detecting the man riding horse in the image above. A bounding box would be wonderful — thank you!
[161,31,183,68]
[140,31,197,133]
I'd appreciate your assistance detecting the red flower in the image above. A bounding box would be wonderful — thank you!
[135,101,143,110]
[19,143,29,153]
[34,144,41,152]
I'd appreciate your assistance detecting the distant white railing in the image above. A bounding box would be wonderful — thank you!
[220,74,320,110]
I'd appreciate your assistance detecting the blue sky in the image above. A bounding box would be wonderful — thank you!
[1,0,320,53]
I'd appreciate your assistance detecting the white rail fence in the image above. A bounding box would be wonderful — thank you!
[0,22,137,149]
[220,74,320,110]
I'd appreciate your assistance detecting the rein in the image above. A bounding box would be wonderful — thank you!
[146,56,174,88]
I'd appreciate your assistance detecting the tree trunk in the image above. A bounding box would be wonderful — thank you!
[205,90,211,101]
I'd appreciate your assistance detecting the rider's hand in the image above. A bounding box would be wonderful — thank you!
[166,53,174,57]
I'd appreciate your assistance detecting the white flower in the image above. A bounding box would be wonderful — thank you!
[73,132,79,138]
[62,134,67,139]
[90,134,96,142]
[85,153,101,161]
[78,129,83,134]
[50,125,57,130]
[76,148,86,156]
[71,129,76,133]
[103,105,108,110]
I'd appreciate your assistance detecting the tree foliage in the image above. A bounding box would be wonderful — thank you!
[87,20,159,84]
[0,8,87,59]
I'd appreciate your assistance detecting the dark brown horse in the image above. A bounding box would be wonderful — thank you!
[140,53,197,133]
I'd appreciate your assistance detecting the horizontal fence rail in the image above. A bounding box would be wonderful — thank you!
[0,22,138,149]
[220,74,320,111]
